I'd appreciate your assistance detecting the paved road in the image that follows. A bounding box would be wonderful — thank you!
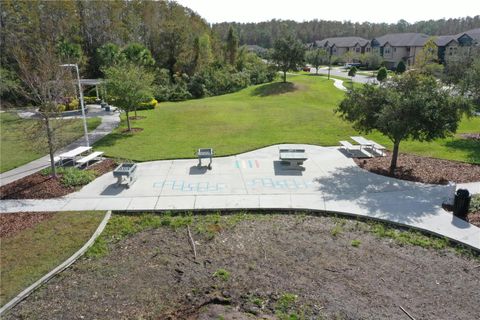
[1,144,478,250]
[312,67,379,84]
[0,106,120,186]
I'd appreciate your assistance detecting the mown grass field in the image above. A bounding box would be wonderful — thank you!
[95,74,480,164]
[0,211,105,306]
[0,113,102,173]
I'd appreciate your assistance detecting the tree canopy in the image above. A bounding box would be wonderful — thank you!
[271,35,305,83]
[336,72,469,173]
[105,63,155,131]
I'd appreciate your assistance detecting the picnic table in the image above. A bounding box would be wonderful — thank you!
[196,148,214,169]
[55,146,92,165]
[279,149,308,170]
[351,136,386,156]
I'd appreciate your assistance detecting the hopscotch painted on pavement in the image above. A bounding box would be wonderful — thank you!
[235,159,260,169]
[153,180,227,192]
[246,178,313,190]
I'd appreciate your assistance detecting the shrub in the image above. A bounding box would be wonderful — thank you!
[57,104,66,112]
[351,239,361,247]
[83,96,100,104]
[67,98,79,110]
[60,167,96,187]
[137,98,158,110]
[396,60,407,74]
[377,67,388,81]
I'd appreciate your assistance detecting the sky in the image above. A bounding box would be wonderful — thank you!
[174,0,479,24]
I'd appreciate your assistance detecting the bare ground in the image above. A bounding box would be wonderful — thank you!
[5,214,479,320]
[0,159,116,200]
[0,212,54,238]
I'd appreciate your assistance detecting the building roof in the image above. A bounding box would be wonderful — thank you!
[373,33,430,47]
[460,28,480,42]
[435,35,458,46]
[315,36,369,48]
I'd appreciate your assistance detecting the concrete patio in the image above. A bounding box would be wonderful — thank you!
[1,144,479,250]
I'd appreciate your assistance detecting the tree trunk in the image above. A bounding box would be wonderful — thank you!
[45,117,57,178]
[126,111,131,131]
[389,140,400,175]
[283,71,287,83]
[134,106,137,118]
[315,65,318,75]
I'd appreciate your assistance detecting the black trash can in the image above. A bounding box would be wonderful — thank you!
[453,189,471,219]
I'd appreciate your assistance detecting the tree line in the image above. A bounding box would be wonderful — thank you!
[0,0,276,107]
[213,16,480,48]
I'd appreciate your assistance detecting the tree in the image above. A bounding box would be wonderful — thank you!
[348,66,357,86]
[336,72,469,174]
[226,26,239,66]
[306,48,328,74]
[122,43,155,67]
[96,43,125,69]
[360,52,383,70]
[396,60,406,74]
[105,63,155,131]
[56,39,86,66]
[414,37,443,76]
[271,35,305,83]
[377,67,388,82]
[13,45,75,178]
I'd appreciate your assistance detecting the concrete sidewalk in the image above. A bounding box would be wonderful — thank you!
[0,107,120,186]
[1,144,478,250]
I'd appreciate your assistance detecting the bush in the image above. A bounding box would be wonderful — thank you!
[396,60,407,74]
[137,98,158,110]
[83,96,100,104]
[67,98,79,110]
[57,104,66,112]
[377,67,388,81]
[60,167,96,187]
[40,167,96,187]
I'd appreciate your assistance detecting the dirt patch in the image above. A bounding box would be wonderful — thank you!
[128,116,146,120]
[120,127,143,133]
[0,212,54,238]
[0,159,116,200]
[251,82,306,97]
[354,151,480,184]
[6,215,479,320]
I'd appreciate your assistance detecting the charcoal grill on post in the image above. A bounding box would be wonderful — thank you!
[196,148,214,170]
[113,163,137,188]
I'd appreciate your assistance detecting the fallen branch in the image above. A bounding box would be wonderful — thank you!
[187,225,197,260]
[399,305,416,320]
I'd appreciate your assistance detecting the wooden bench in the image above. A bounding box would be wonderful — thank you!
[75,151,104,167]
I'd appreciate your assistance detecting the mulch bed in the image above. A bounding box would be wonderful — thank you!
[120,127,143,133]
[0,212,54,238]
[354,151,480,184]
[0,159,117,200]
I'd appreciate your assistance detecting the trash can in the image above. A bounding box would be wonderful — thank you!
[453,189,471,219]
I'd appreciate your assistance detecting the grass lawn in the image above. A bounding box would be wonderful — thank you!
[95,74,480,164]
[0,211,105,306]
[0,113,102,173]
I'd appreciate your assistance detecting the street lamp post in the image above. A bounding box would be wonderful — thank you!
[60,63,89,147]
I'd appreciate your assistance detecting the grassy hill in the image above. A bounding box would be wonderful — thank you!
[95,74,480,164]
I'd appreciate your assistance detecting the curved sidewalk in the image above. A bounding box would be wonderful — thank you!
[0,108,120,186]
[1,145,479,250]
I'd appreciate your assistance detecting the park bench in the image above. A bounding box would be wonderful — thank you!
[75,151,104,168]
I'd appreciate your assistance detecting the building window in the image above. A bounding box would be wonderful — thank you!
[366,47,371,52]
[393,48,396,52]
[384,48,390,54]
